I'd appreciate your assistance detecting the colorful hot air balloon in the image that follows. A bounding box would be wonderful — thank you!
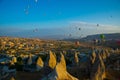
[116,40,120,45]
[100,34,105,40]
[100,34,105,44]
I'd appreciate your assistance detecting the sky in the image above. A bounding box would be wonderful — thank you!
[0,0,120,39]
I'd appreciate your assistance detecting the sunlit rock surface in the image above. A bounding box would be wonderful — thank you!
[42,53,78,80]
[46,51,57,69]
[36,57,44,71]
[73,52,79,66]
[90,51,96,64]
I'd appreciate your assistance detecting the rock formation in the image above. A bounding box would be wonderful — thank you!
[46,51,57,69]
[36,57,44,71]
[100,50,106,60]
[90,51,96,64]
[73,52,79,66]
[11,56,17,65]
[27,54,32,65]
[42,53,78,80]
[104,49,110,57]
[10,77,15,80]
[90,53,106,80]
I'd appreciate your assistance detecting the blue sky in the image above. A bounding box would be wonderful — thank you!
[0,0,120,39]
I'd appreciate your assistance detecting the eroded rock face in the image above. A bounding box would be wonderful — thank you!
[27,54,32,65]
[43,53,78,80]
[59,53,66,70]
[73,52,79,66]
[100,50,106,60]
[90,51,96,64]
[36,57,44,71]
[46,51,57,69]
[90,54,106,80]
[104,49,110,57]
[98,54,106,79]
[11,56,17,65]
[10,77,15,80]
[44,49,120,80]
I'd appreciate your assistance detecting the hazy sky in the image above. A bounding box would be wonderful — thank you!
[0,0,120,39]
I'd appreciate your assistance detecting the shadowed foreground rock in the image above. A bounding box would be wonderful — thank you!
[27,54,33,65]
[90,53,106,80]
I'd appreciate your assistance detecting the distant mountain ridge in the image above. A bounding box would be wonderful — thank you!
[63,33,120,41]
[82,33,120,41]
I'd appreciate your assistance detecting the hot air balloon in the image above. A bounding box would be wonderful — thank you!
[100,34,105,40]
[35,0,38,3]
[110,15,112,18]
[116,40,120,46]
[24,9,29,14]
[33,28,38,32]
[75,41,80,46]
[69,34,72,37]
[100,34,105,44]
[97,24,99,27]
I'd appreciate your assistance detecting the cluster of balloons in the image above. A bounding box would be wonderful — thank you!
[33,28,38,32]
[68,24,82,38]
[24,0,38,15]
[24,5,29,15]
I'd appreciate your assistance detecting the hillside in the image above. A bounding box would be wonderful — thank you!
[82,33,120,41]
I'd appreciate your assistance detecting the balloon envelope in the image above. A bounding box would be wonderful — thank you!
[116,40,120,45]
[97,24,99,26]
[100,34,105,39]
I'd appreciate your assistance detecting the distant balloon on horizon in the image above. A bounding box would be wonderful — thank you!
[97,24,99,27]
[116,40,120,45]
[24,9,29,15]
[79,28,81,30]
